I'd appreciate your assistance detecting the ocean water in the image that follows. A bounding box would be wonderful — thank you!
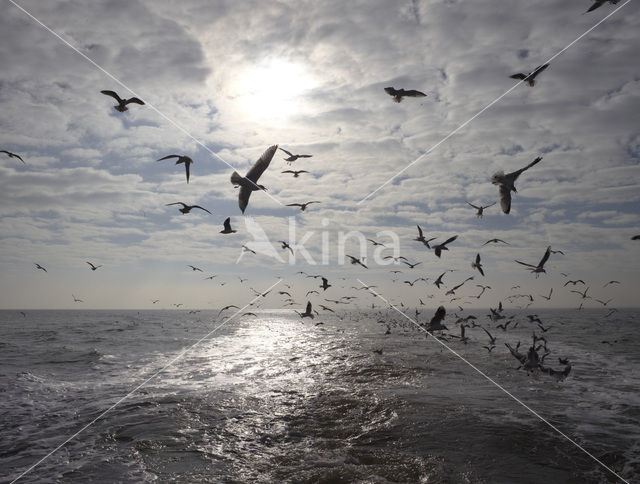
[1,308,638,483]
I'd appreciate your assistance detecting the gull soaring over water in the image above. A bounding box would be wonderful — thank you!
[492,156,542,214]
[231,145,277,213]
[515,246,551,277]
[100,90,145,112]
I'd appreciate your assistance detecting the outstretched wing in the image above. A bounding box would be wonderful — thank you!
[246,145,277,183]
[279,147,293,157]
[483,202,496,209]
[238,186,252,213]
[515,260,536,269]
[384,87,398,97]
[442,235,458,246]
[467,202,480,210]
[124,97,145,105]
[506,156,543,181]
[509,73,527,80]
[100,90,123,102]
[192,205,211,214]
[537,246,551,268]
[403,89,427,98]
[498,185,512,214]
[586,1,605,13]
[530,64,549,79]
[223,217,232,231]
[157,154,180,161]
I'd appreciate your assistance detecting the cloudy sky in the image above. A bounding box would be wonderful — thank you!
[0,0,638,310]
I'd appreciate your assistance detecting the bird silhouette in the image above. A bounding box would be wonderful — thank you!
[509,64,549,87]
[220,217,236,234]
[157,155,194,184]
[279,148,312,164]
[230,145,277,213]
[384,87,427,103]
[1,150,25,163]
[166,202,211,214]
[492,156,542,214]
[100,90,145,112]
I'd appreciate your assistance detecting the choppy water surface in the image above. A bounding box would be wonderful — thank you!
[1,309,639,483]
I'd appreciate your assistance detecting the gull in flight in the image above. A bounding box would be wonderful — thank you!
[157,155,194,184]
[220,217,237,234]
[425,306,448,332]
[100,90,145,112]
[277,241,294,255]
[35,263,47,272]
[509,64,549,87]
[483,238,509,246]
[281,170,308,178]
[279,148,312,164]
[467,201,496,218]
[286,201,321,212]
[433,235,458,258]
[491,156,542,214]
[585,0,619,13]
[72,294,83,302]
[1,150,25,163]
[86,262,102,271]
[296,301,314,319]
[230,145,277,213]
[384,87,427,103]
[515,246,551,277]
[414,225,436,248]
[471,253,484,276]
[166,202,211,214]
[346,255,368,268]
[571,287,591,300]
[540,288,553,300]
[187,265,203,272]
[320,277,331,291]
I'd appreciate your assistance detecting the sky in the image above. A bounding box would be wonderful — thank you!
[0,0,638,310]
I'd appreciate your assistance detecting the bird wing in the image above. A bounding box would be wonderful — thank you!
[185,162,191,183]
[483,202,496,209]
[442,235,458,246]
[192,205,211,214]
[498,185,512,214]
[510,73,527,80]
[286,203,303,208]
[246,145,277,183]
[238,186,252,213]
[157,155,180,161]
[475,253,481,264]
[586,0,605,11]
[507,156,543,181]
[223,217,232,231]
[279,147,293,157]
[100,90,123,102]
[166,202,186,207]
[429,306,446,326]
[537,246,551,268]
[467,202,480,210]
[515,260,536,269]
[306,301,312,313]
[404,89,427,98]
[124,97,145,105]
[281,170,294,174]
[384,87,398,97]
[530,64,549,79]
[416,225,424,238]
[298,155,312,158]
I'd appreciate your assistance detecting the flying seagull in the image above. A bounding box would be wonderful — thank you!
[220,217,236,234]
[426,306,447,331]
[509,64,549,87]
[346,255,368,268]
[86,262,102,271]
[187,265,203,272]
[491,156,542,214]
[286,201,321,211]
[166,202,211,214]
[157,155,194,184]
[230,145,277,213]
[483,238,509,246]
[467,201,496,218]
[515,246,551,277]
[278,241,294,255]
[471,253,485,276]
[384,87,427,103]
[279,148,312,164]
[281,170,309,178]
[72,294,83,303]
[585,0,619,13]
[320,277,331,291]
[296,301,314,319]
[433,235,458,258]
[1,150,25,163]
[414,225,437,248]
[34,263,47,272]
[100,90,145,112]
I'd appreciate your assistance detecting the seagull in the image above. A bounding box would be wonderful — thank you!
[384,87,427,103]
[632,235,640,240]
[286,201,321,211]
[166,202,211,214]
[157,155,194,184]
[540,288,553,300]
[296,301,314,319]
[281,170,309,178]
[471,253,484,276]
[230,145,277,213]
[220,217,237,234]
[570,287,591,299]
[187,265,203,272]
[367,238,385,247]
[433,272,447,288]
[218,305,239,317]
[346,255,368,268]
[509,64,549,87]
[242,245,256,254]
[425,306,447,331]
[433,235,458,258]
[402,260,422,269]
[279,148,312,164]
[1,150,25,163]
[482,238,509,246]
[603,280,620,287]
[34,263,47,272]
[320,277,331,291]
[585,0,619,14]
[414,225,437,248]
[72,294,83,302]
[278,241,294,255]
[564,279,585,286]
[467,201,496,218]
[515,246,551,277]
[445,277,473,296]
[100,90,145,112]
[482,327,497,345]
[86,262,102,271]
[492,156,542,214]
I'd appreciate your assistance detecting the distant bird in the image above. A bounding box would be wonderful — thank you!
[467,201,496,218]
[100,90,145,112]
[482,238,509,246]
[603,280,620,287]
[471,253,484,276]
[482,327,497,345]
[384,256,409,263]
[286,201,321,211]
[0,150,25,163]
[515,246,551,277]
[306,290,319,296]
[433,235,458,258]
[152,299,159,304]
[86,262,102,271]
[204,275,216,280]
[426,306,447,331]
[540,288,553,301]
[242,245,256,254]
[414,225,437,248]
[296,301,314,319]
[433,272,447,288]
[279,148,312,164]
[585,0,619,14]
[509,64,549,87]
[402,260,422,269]
[220,217,237,234]
[157,155,194,184]
[166,202,211,214]
[187,265,203,272]
[571,287,591,299]
[278,241,294,255]
[445,277,473,296]
[72,294,83,303]
[319,304,335,313]
[346,255,368,268]
[367,238,385,247]
[230,145,277,213]
[34,263,47,272]
[218,305,239,317]
[549,248,565,255]
[564,279,585,286]
[281,170,308,177]
[632,235,640,240]
[384,87,427,103]
[320,277,331,291]
[492,156,542,214]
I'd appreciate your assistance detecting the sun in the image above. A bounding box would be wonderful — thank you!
[233,59,314,121]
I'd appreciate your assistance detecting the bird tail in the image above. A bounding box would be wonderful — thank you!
[230,171,242,186]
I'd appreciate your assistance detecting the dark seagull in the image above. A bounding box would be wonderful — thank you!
[414,225,437,248]
[279,148,312,164]
[320,277,331,291]
[471,253,485,276]
[278,241,294,255]
[296,301,315,319]
[585,0,619,13]
[157,155,194,184]
[100,90,145,112]
[34,263,47,272]
[281,170,308,178]
[515,246,551,277]
[220,217,236,234]
[230,145,277,213]
[286,201,321,211]
[433,235,458,258]
[166,202,211,214]
[482,238,509,246]
[86,261,102,271]
[384,87,427,103]
[509,64,549,87]
[467,201,496,218]
[491,156,542,214]
[346,255,368,268]
[1,150,25,163]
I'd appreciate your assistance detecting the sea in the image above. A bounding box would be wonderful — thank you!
[1,308,638,483]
